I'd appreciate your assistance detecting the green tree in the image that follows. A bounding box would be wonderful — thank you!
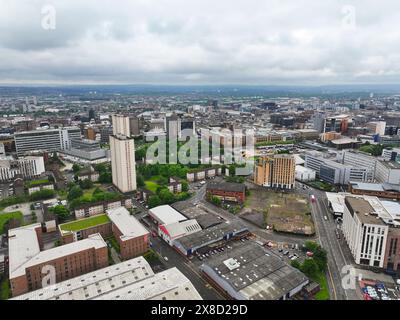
[79,179,93,190]
[68,185,83,201]
[304,241,319,253]
[148,195,162,208]
[313,246,328,271]
[72,164,81,174]
[29,189,55,201]
[50,205,70,222]
[210,196,222,207]
[181,181,189,192]
[290,260,301,269]
[301,259,319,278]
[136,175,145,188]
[158,189,175,204]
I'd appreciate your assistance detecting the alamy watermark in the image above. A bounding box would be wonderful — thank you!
[41,4,56,30]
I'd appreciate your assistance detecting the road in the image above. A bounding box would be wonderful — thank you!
[299,182,359,300]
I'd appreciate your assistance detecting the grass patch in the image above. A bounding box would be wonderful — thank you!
[0,277,11,300]
[144,180,159,193]
[60,214,110,232]
[26,178,50,188]
[308,180,336,192]
[143,249,161,264]
[313,272,330,300]
[0,211,23,233]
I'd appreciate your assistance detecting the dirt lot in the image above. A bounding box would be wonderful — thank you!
[241,187,315,235]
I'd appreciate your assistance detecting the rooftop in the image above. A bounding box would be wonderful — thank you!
[200,242,308,300]
[149,205,187,225]
[9,229,107,279]
[59,214,111,233]
[12,257,202,300]
[176,221,248,250]
[107,207,149,241]
[206,181,245,193]
[344,197,385,225]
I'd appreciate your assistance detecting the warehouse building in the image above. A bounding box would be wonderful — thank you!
[11,257,202,300]
[200,242,309,300]
[174,221,249,256]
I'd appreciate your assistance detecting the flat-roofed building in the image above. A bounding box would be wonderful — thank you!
[342,197,388,268]
[200,242,309,300]
[8,223,108,297]
[14,127,81,156]
[254,154,295,189]
[206,181,246,203]
[107,207,150,260]
[148,205,187,225]
[11,257,202,300]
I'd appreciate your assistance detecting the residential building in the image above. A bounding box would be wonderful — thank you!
[8,223,108,297]
[73,197,132,219]
[107,207,150,260]
[0,155,45,182]
[110,114,137,193]
[254,154,295,189]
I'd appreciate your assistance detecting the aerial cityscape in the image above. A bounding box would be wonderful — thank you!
[0,0,400,309]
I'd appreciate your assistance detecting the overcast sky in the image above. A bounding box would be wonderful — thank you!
[1,0,400,85]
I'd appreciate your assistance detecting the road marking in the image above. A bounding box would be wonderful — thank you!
[327,261,338,300]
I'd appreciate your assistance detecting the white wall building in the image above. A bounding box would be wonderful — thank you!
[295,165,316,182]
[342,196,389,268]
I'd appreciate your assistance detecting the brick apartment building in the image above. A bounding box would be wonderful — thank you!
[8,223,108,297]
[206,181,246,203]
[73,197,132,219]
[59,214,113,244]
[107,207,150,260]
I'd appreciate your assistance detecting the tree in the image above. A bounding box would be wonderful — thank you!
[148,195,162,208]
[158,189,175,204]
[210,196,222,207]
[304,241,319,253]
[301,259,319,278]
[290,260,301,269]
[136,175,145,188]
[79,179,93,190]
[181,181,189,192]
[313,246,328,271]
[29,189,55,201]
[68,185,83,201]
[50,205,70,222]
[72,164,81,174]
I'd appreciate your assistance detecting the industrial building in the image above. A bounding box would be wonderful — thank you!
[174,221,249,256]
[11,257,202,300]
[200,242,309,300]
[206,181,246,203]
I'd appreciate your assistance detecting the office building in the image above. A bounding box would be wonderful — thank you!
[11,257,202,300]
[8,223,108,297]
[14,127,81,156]
[342,197,389,268]
[366,121,386,136]
[254,154,296,189]
[295,165,316,182]
[110,115,137,193]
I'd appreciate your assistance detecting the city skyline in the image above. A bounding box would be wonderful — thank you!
[1,1,400,85]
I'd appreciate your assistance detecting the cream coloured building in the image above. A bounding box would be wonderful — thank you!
[110,115,137,193]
